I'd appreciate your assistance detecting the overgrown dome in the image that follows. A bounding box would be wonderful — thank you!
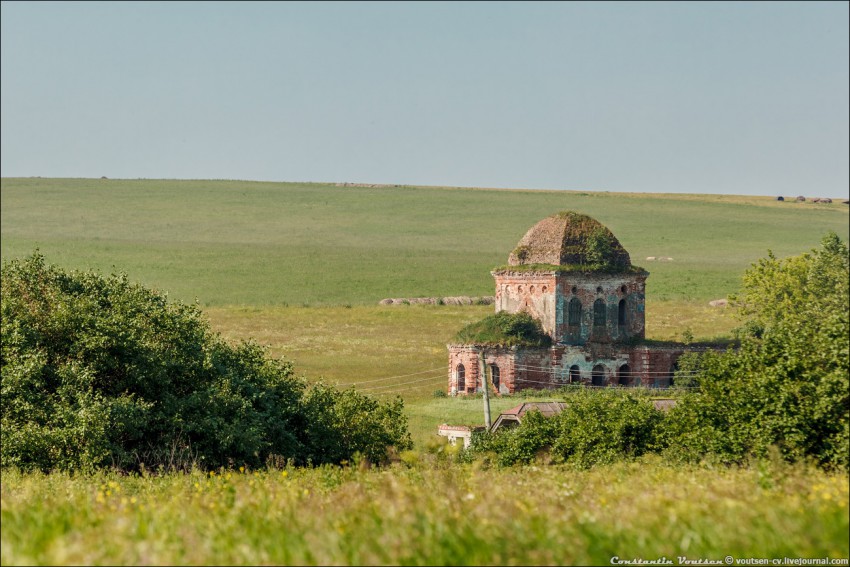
[507,211,631,270]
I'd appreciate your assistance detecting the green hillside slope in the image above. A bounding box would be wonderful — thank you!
[2,177,846,306]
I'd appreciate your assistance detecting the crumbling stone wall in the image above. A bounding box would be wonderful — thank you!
[492,270,647,345]
[493,272,558,336]
[448,345,521,395]
[448,345,551,395]
[554,272,647,345]
[448,342,710,393]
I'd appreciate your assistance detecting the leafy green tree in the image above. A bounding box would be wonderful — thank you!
[1,253,411,472]
[666,233,849,468]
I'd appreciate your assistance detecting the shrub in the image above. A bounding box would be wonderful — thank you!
[469,390,665,468]
[469,410,557,467]
[1,253,411,472]
[454,311,551,347]
[300,384,412,466]
[549,389,664,468]
[665,233,849,468]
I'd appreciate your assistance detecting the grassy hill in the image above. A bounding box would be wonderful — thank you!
[2,177,846,306]
[2,177,847,413]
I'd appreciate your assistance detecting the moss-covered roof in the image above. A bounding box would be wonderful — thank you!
[453,312,552,347]
[507,211,632,271]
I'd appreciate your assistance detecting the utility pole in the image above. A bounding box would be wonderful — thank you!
[479,350,492,430]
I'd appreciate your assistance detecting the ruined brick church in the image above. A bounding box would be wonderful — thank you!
[448,211,696,395]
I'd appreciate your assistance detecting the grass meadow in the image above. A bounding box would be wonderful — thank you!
[2,178,848,565]
[2,460,847,566]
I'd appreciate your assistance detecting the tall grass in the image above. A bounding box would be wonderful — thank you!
[2,461,846,566]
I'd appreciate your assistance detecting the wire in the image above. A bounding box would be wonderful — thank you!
[347,366,447,386]
[510,362,700,375]
[479,366,697,382]
[356,372,447,393]
[338,361,702,397]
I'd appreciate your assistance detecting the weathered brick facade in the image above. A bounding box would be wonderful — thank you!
[493,271,647,344]
[448,211,708,395]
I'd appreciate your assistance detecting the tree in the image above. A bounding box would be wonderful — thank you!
[1,253,411,472]
[666,233,849,468]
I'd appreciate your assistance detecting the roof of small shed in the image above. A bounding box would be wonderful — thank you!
[506,211,632,272]
[501,401,567,418]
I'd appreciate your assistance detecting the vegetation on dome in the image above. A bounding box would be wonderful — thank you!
[453,311,552,347]
[509,210,632,271]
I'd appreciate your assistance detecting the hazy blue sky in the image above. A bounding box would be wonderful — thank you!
[2,1,848,197]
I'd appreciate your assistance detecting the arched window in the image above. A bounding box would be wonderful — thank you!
[569,365,581,384]
[592,365,605,386]
[490,364,500,391]
[457,364,465,391]
[568,298,582,326]
[618,299,627,326]
[618,364,630,386]
[593,299,606,327]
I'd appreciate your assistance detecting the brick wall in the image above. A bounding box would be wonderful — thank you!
[492,270,648,346]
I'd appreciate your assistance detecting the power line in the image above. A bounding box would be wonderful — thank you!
[510,361,699,374]
[340,362,703,396]
[356,372,446,393]
[347,366,447,386]
[511,364,701,376]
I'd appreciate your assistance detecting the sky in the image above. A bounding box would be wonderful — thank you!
[1,1,848,198]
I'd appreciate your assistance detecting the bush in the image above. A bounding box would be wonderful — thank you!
[1,254,411,472]
[454,311,551,347]
[549,389,664,468]
[469,390,665,468]
[300,384,411,466]
[665,233,849,468]
[469,409,557,467]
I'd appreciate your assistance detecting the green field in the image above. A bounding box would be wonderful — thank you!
[2,460,847,566]
[2,178,846,306]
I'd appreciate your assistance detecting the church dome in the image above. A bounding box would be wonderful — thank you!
[507,211,631,270]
